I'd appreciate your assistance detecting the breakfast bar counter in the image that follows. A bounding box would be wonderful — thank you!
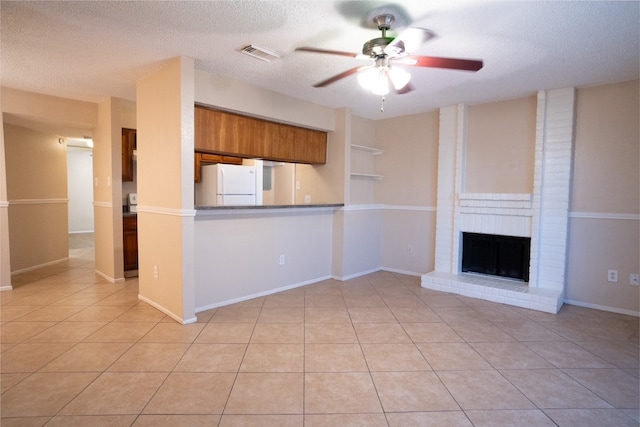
[193,203,343,312]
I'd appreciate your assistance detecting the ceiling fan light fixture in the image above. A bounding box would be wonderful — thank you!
[357,67,390,95]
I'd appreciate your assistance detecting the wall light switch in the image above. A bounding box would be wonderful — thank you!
[630,274,639,286]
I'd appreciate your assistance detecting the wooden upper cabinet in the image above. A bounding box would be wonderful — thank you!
[293,126,327,164]
[122,128,136,182]
[194,152,243,183]
[194,105,327,164]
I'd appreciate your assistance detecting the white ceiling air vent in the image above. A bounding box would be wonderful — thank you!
[240,44,281,62]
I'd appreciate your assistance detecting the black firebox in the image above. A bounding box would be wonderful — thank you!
[461,232,531,282]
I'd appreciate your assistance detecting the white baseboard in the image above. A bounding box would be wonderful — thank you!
[381,267,424,277]
[333,267,381,281]
[10,257,68,275]
[95,270,125,284]
[564,298,639,317]
[195,275,332,313]
[138,294,197,325]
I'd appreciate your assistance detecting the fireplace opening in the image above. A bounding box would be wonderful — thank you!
[461,232,531,282]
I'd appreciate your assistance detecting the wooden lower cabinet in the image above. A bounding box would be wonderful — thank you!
[123,216,138,272]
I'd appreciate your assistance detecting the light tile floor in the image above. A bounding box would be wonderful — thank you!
[1,246,638,426]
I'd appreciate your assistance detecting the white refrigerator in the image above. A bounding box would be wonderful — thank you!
[195,164,257,206]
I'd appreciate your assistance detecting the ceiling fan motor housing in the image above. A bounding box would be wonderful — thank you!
[362,37,394,57]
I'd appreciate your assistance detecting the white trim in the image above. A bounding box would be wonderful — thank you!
[383,205,437,212]
[138,205,197,217]
[1,286,14,291]
[9,198,68,205]
[333,267,382,281]
[139,294,197,324]
[342,204,384,211]
[564,298,639,317]
[196,275,331,312]
[351,144,383,155]
[10,257,69,275]
[569,212,640,221]
[93,201,113,209]
[197,205,340,216]
[381,267,423,277]
[0,201,9,208]
[94,269,125,283]
[69,230,95,234]
[459,193,532,201]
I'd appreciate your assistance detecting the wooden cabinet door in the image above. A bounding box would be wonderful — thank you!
[195,106,222,152]
[265,122,326,164]
[123,216,138,271]
[122,128,136,182]
[293,127,327,164]
[235,113,266,158]
[265,121,294,161]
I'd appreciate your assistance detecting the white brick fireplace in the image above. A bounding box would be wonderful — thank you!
[422,88,575,313]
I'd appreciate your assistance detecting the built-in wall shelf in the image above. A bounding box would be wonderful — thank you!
[351,144,383,155]
[350,172,383,180]
[349,143,382,204]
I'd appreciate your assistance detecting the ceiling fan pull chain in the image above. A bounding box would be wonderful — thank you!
[380,96,385,112]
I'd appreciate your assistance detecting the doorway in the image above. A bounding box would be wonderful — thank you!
[66,140,95,260]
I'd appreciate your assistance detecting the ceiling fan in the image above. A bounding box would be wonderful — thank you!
[296,14,483,96]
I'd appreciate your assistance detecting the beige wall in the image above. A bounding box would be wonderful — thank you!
[1,87,97,138]
[194,70,334,132]
[0,117,10,288]
[137,57,196,323]
[572,80,639,213]
[566,80,639,313]
[376,111,439,275]
[377,111,439,206]
[466,96,537,193]
[4,124,69,272]
[92,98,124,282]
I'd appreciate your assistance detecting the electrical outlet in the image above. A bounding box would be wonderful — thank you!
[153,265,159,279]
[304,195,311,204]
[607,269,618,283]
[279,255,285,265]
[407,244,414,254]
[630,274,639,286]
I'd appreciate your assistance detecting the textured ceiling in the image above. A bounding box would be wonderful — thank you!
[1,1,638,122]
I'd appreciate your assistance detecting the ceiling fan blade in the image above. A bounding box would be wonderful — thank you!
[395,82,414,95]
[295,47,359,58]
[385,27,435,57]
[312,65,371,88]
[403,55,483,71]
